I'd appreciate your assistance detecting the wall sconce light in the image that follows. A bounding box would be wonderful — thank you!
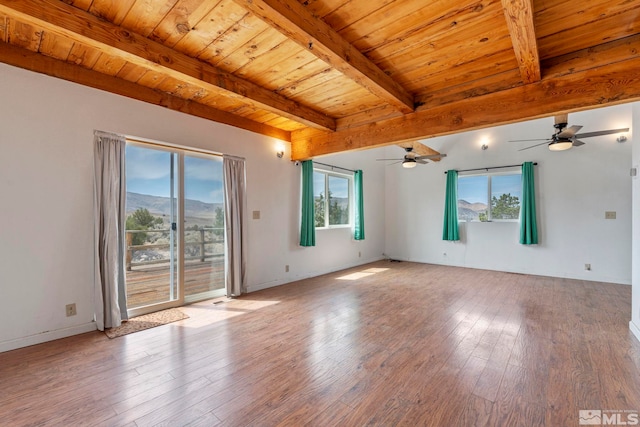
[479,135,490,151]
[275,142,285,158]
[276,150,284,158]
[617,135,628,143]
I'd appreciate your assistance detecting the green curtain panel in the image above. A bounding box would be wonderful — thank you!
[443,170,460,241]
[354,170,365,240]
[300,160,316,247]
[520,162,538,244]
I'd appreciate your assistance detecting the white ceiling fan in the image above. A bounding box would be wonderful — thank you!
[377,143,446,168]
[510,114,629,151]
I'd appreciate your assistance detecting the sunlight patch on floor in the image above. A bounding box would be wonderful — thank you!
[336,267,390,280]
[362,268,390,273]
[178,299,281,328]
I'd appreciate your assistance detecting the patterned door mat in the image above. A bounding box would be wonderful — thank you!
[104,308,189,338]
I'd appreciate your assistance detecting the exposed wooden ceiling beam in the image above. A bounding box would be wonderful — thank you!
[0,42,291,141]
[290,46,640,159]
[0,0,336,131]
[501,0,541,84]
[543,34,640,78]
[232,0,415,114]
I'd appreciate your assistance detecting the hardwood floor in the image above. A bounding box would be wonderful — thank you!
[1,261,639,426]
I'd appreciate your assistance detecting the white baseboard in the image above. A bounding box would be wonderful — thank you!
[246,257,384,293]
[384,255,632,285]
[631,321,640,343]
[0,322,97,353]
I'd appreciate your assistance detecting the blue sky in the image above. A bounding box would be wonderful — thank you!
[458,175,488,203]
[458,174,521,203]
[126,145,223,203]
[491,174,521,200]
[313,171,349,198]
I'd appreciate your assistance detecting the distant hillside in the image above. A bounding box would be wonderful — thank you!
[126,192,222,219]
[458,199,487,221]
[458,199,487,212]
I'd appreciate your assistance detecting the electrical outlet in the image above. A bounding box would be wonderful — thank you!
[252,210,260,220]
[605,211,616,219]
[285,265,289,273]
[66,303,77,317]
[585,264,591,271]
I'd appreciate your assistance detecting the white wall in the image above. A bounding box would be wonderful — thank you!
[631,104,640,341]
[385,104,633,285]
[0,63,386,352]
[250,149,387,292]
[2,60,636,351]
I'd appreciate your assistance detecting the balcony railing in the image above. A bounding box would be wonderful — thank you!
[125,227,224,271]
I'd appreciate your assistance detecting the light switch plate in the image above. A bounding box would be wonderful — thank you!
[252,210,260,220]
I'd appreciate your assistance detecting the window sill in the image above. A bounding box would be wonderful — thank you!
[316,225,352,230]
[459,220,519,223]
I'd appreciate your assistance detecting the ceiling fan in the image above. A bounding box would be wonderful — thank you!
[377,146,447,168]
[512,114,629,151]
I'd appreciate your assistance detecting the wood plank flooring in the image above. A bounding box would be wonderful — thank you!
[1,261,639,426]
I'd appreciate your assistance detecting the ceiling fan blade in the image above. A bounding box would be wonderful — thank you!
[519,141,551,151]
[572,139,586,147]
[415,153,447,160]
[509,138,551,142]
[376,158,404,161]
[557,125,583,138]
[416,159,428,164]
[574,128,629,139]
[396,141,442,157]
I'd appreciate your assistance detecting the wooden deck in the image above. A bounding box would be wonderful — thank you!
[126,259,224,308]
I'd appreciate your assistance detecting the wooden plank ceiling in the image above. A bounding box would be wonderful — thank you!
[1,0,639,159]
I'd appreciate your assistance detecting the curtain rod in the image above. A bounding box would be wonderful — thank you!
[444,162,537,174]
[125,136,223,157]
[313,161,356,173]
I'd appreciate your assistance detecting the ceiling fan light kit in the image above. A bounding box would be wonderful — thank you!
[402,159,417,168]
[548,139,573,151]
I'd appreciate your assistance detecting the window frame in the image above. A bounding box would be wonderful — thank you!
[124,139,227,318]
[313,168,353,229]
[457,170,522,222]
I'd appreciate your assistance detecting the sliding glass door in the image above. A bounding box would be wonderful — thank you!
[124,142,224,316]
[183,153,226,302]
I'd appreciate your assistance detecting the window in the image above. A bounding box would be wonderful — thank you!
[458,172,521,221]
[313,169,352,228]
